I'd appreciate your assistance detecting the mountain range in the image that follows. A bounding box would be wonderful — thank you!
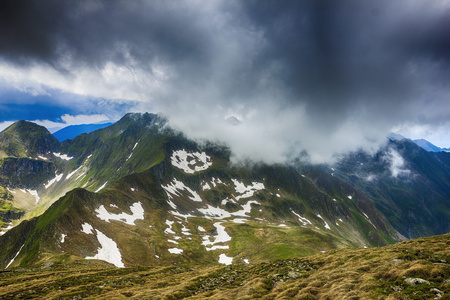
[52,122,114,142]
[0,113,448,272]
[388,133,450,153]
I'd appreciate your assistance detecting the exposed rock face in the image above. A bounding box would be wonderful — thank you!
[0,158,55,188]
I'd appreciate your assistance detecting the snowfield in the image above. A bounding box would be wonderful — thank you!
[164,220,176,234]
[81,223,94,235]
[317,214,331,230]
[95,182,108,193]
[85,229,125,268]
[162,178,202,202]
[171,150,212,174]
[95,202,144,225]
[126,142,139,161]
[218,253,233,265]
[231,179,265,201]
[44,173,63,189]
[53,152,73,160]
[202,222,232,251]
[291,210,313,227]
[168,248,183,254]
[66,166,82,180]
[6,244,24,269]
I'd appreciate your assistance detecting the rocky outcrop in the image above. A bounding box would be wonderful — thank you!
[0,157,55,189]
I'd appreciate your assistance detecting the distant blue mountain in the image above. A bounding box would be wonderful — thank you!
[413,139,449,152]
[53,122,113,142]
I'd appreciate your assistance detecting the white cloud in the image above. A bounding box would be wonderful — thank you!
[0,58,168,104]
[60,114,110,125]
[383,148,411,178]
[393,122,450,148]
[32,114,111,132]
[0,121,15,133]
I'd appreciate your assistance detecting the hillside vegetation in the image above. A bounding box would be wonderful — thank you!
[0,233,448,299]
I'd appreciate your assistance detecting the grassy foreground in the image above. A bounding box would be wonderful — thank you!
[0,234,448,299]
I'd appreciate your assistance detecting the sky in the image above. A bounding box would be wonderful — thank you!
[0,0,449,163]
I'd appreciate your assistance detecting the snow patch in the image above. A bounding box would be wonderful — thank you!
[210,177,224,187]
[169,210,195,219]
[76,172,87,181]
[6,244,25,269]
[38,155,48,160]
[231,218,247,224]
[198,226,206,232]
[61,234,67,243]
[95,182,108,193]
[164,220,176,234]
[362,213,377,228]
[231,179,264,201]
[218,254,233,265]
[1,223,14,235]
[317,214,331,230]
[53,152,73,160]
[44,173,63,189]
[347,195,352,200]
[126,142,139,161]
[85,229,125,268]
[162,178,202,202]
[66,166,82,180]
[26,189,40,203]
[181,224,191,235]
[230,200,258,217]
[202,222,232,251]
[243,258,250,264]
[201,181,211,191]
[198,205,231,219]
[168,248,183,254]
[171,150,212,174]
[95,202,144,225]
[81,223,94,234]
[291,210,313,227]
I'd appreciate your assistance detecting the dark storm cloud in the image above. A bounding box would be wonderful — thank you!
[239,1,447,117]
[0,0,449,161]
[0,0,209,67]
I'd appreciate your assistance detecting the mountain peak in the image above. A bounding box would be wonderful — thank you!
[0,121,59,158]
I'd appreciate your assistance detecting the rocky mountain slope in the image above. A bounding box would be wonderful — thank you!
[328,139,450,238]
[0,112,448,271]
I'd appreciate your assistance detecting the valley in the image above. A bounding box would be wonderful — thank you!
[0,112,448,298]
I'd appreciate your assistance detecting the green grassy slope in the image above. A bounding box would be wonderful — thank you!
[0,120,59,159]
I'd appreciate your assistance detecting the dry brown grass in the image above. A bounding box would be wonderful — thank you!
[0,233,448,299]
